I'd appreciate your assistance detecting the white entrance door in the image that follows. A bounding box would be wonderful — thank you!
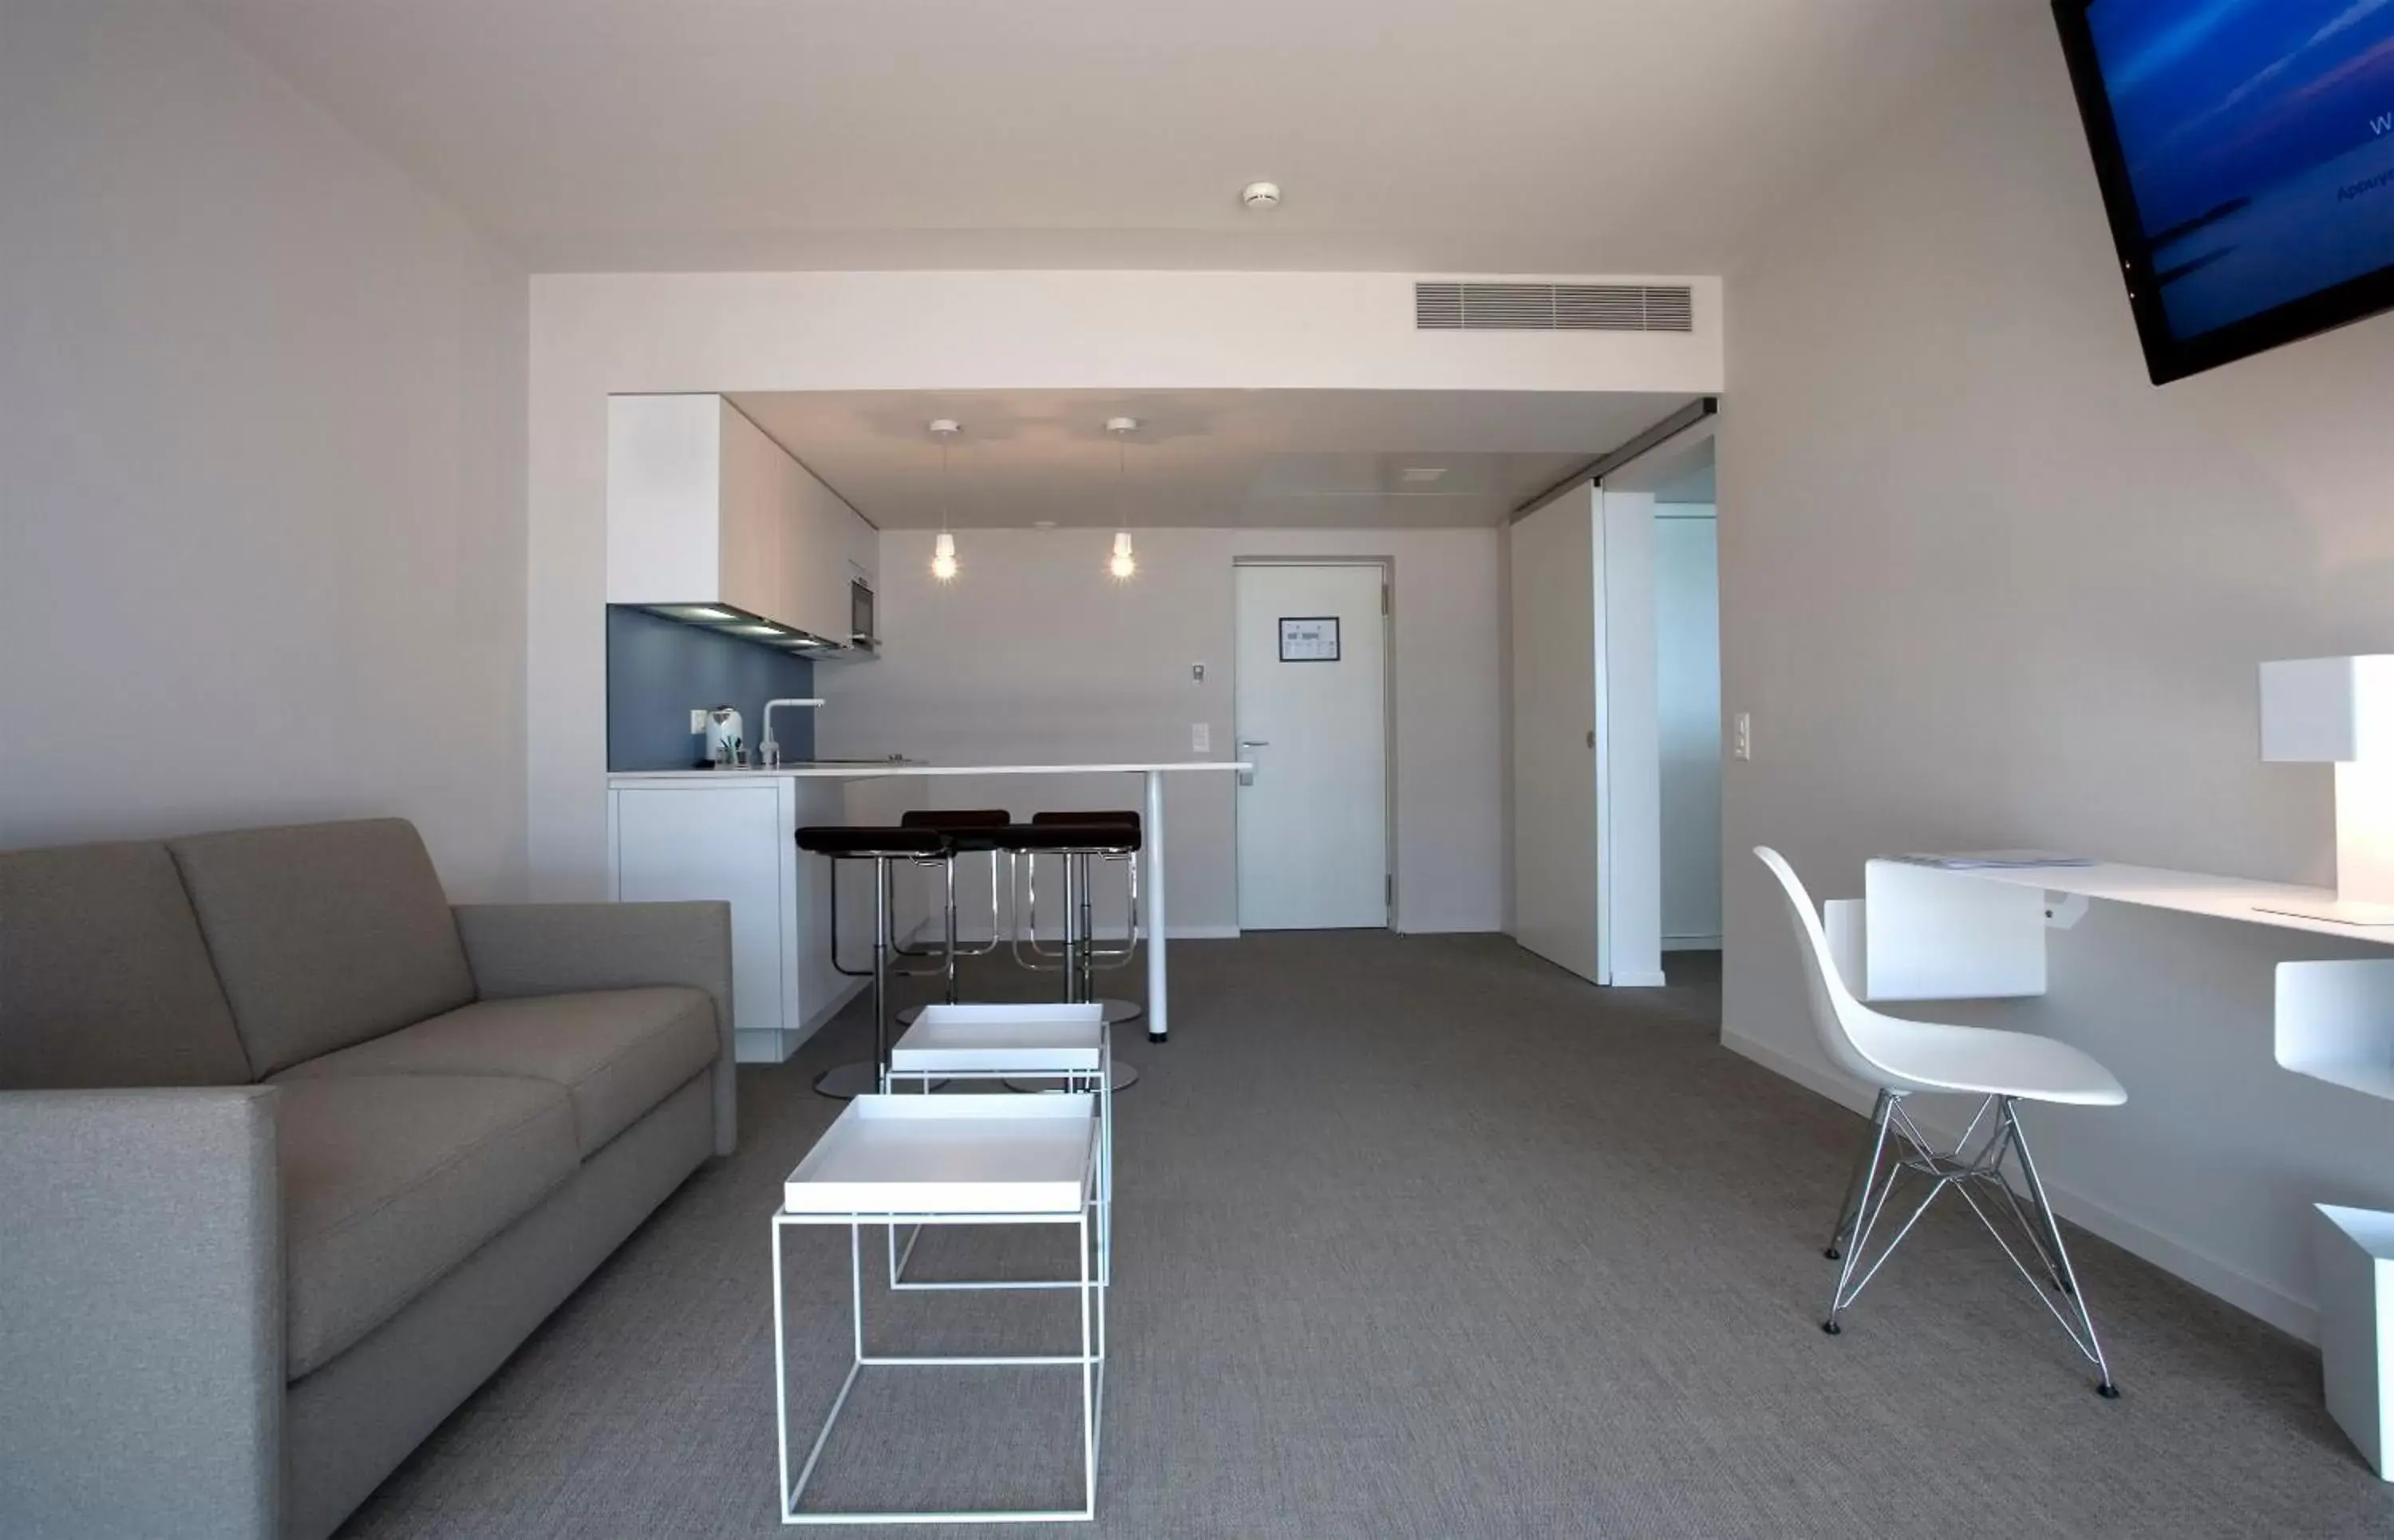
[1509,488,1603,981]
[1234,563,1389,930]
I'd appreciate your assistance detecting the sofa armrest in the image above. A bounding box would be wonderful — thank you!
[0,1088,282,1540]
[452,901,736,1154]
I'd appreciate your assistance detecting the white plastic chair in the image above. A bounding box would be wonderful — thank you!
[1755,846,2127,1396]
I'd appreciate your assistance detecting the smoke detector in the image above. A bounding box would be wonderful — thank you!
[1240,181,1282,211]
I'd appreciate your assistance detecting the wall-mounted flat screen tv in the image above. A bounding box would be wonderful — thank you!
[2052,0,2394,383]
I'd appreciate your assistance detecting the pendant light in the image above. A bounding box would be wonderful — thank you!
[1105,417,1139,580]
[928,419,961,582]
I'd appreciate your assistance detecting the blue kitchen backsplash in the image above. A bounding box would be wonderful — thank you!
[606,606,816,770]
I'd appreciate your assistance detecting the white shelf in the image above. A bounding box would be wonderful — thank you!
[781,1094,1096,1216]
[2277,961,2394,1103]
[891,1003,1104,1074]
[2317,1203,2394,1478]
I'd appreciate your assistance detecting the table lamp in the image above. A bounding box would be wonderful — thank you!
[2259,654,2394,922]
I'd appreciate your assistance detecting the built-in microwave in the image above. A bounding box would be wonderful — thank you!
[849,576,876,651]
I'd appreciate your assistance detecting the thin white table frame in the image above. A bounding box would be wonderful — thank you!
[883,1003,1114,1291]
[772,1100,1105,1526]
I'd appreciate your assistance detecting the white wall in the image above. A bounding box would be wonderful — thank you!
[1719,7,2394,1337]
[817,526,1506,935]
[0,1,530,898]
[1654,508,1721,947]
[528,270,1723,899]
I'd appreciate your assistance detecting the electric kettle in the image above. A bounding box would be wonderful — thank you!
[704,706,745,767]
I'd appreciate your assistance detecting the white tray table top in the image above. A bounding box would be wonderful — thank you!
[782,1093,1096,1216]
[891,1002,1106,1073]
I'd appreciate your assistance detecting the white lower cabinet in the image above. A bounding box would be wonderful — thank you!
[609,776,926,1062]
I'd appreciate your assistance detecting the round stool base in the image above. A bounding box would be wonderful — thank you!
[1006,1061,1140,1094]
[812,1061,882,1100]
[1099,997,1144,1025]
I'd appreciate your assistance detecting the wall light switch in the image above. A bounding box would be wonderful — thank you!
[1732,712,1752,761]
[689,708,709,735]
[1191,722,1211,752]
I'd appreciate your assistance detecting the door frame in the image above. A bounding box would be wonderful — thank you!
[1230,555,1399,931]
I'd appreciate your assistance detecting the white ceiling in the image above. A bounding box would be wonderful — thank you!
[196,0,2017,274]
[727,389,1693,528]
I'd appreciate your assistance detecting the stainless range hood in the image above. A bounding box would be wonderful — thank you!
[639,602,877,662]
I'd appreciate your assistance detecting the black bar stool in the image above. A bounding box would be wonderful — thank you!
[892,809,1012,1027]
[1005,815,1144,1092]
[1029,811,1144,1028]
[796,823,953,1100]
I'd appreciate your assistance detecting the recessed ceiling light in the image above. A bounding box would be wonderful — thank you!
[657,604,737,622]
[732,623,785,638]
[1399,467,1448,484]
[1240,180,1281,211]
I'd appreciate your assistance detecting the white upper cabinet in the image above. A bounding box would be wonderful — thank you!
[607,394,877,644]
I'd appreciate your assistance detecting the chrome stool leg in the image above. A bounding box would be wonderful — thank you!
[813,855,893,1100]
[1007,847,1140,1092]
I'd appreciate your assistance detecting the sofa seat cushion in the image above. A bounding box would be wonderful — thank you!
[276,1073,576,1380]
[275,988,717,1158]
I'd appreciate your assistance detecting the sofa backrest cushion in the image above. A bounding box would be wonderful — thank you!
[0,840,255,1088]
[167,819,476,1077]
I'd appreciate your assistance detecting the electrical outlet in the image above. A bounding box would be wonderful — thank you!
[1191,722,1211,752]
[689,709,709,735]
[1732,712,1752,761]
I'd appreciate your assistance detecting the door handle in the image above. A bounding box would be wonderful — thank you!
[1239,740,1270,748]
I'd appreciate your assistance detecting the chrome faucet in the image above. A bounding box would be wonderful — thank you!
[759,697,826,768]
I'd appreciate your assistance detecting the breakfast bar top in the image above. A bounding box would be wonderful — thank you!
[609,760,1251,780]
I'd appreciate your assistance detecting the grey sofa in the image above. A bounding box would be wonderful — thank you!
[0,818,734,1540]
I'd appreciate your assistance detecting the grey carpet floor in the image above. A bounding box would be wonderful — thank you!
[340,933,2394,1538]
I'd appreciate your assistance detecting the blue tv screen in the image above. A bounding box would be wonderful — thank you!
[2053,0,2394,382]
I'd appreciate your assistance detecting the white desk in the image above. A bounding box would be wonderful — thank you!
[1847,857,2394,1104]
[609,761,1249,1055]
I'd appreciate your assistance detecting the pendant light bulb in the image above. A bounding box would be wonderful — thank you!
[928,419,961,582]
[1105,417,1140,580]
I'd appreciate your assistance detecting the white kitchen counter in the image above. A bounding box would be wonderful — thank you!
[610,760,1244,779]
[607,760,1249,1058]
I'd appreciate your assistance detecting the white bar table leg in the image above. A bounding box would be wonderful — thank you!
[1144,769,1167,1044]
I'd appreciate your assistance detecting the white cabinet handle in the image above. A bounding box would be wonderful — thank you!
[1238,739,1270,748]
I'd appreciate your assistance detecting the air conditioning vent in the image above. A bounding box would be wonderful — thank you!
[1414,282,1694,333]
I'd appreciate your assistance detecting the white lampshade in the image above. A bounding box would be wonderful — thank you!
[2262,657,2394,763]
[930,531,958,582]
[1108,531,1136,578]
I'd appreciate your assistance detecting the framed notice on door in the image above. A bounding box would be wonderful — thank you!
[1278,617,1340,662]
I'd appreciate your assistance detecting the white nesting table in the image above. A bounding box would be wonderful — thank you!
[772,1093,1105,1525]
[887,1003,1115,1291]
